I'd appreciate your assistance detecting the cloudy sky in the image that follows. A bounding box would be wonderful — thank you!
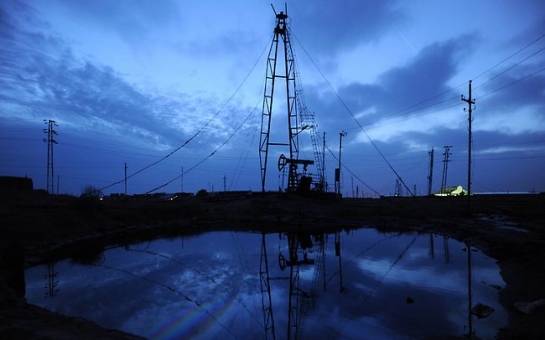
[1,0,544,196]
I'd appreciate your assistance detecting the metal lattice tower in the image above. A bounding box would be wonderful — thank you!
[259,6,314,192]
[298,93,325,191]
[440,145,452,194]
[43,119,58,194]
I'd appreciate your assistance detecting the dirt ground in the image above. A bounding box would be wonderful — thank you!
[1,191,544,339]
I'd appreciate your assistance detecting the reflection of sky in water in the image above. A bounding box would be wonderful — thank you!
[25,229,507,339]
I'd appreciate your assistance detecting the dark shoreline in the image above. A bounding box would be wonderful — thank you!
[1,192,544,339]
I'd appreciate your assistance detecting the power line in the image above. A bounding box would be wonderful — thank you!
[143,31,545,195]
[475,154,544,161]
[97,263,238,339]
[144,104,258,194]
[325,32,545,135]
[474,44,545,91]
[473,32,545,81]
[325,145,380,197]
[229,99,261,191]
[292,33,415,197]
[99,38,271,193]
[478,64,545,100]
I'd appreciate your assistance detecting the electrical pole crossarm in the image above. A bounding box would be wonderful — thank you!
[461,80,476,106]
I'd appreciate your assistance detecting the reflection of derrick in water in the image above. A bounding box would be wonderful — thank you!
[44,263,59,297]
[428,234,451,263]
[260,231,325,340]
[260,233,277,340]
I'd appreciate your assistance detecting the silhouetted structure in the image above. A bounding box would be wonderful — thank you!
[461,80,476,211]
[0,176,33,193]
[427,148,434,196]
[440,145,452,195]
[44,119,58,194]
[260,230,325,339]
[259,5,322,193]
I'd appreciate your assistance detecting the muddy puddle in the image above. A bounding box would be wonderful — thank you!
[25,228,507,339]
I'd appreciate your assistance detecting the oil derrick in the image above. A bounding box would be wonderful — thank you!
[259,5,315,192]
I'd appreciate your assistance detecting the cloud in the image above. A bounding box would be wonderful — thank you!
[51,0,181,47]
[305,35,475,147]
[0,1,253,153]
[377,37,471,108]
[478,61,545,114]
[287,0,404,56]
[504,0,545,50]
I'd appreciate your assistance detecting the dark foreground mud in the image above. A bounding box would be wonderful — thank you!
[1,191,544,339]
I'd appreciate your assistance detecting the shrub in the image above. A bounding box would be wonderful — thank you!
[80,185,103,199]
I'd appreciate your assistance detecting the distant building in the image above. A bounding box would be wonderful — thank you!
[0,176,33,193]
[434,185,468,197]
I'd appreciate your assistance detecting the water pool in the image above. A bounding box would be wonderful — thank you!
[25,228,506,339]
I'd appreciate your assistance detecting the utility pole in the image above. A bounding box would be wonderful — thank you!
[323,132,327,192]
[43,119,58,194]
[427,148,434,196]
[181,166,184,193]
[124,162,128,195]
[223,175,227,192]
[335,131,347,195]
[440,146,452,195]
[461,80,475,211]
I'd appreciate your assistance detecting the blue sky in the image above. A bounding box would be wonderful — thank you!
[1,0,544,196]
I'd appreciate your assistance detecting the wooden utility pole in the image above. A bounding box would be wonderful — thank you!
[124,162,128,195]
[427,148,434,196]
[461,80,475,211]
[335,131,347,195]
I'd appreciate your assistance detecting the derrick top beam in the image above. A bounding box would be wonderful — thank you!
[274,12,287,35]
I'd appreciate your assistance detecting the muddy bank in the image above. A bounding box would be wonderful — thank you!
[1,192,544,339]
